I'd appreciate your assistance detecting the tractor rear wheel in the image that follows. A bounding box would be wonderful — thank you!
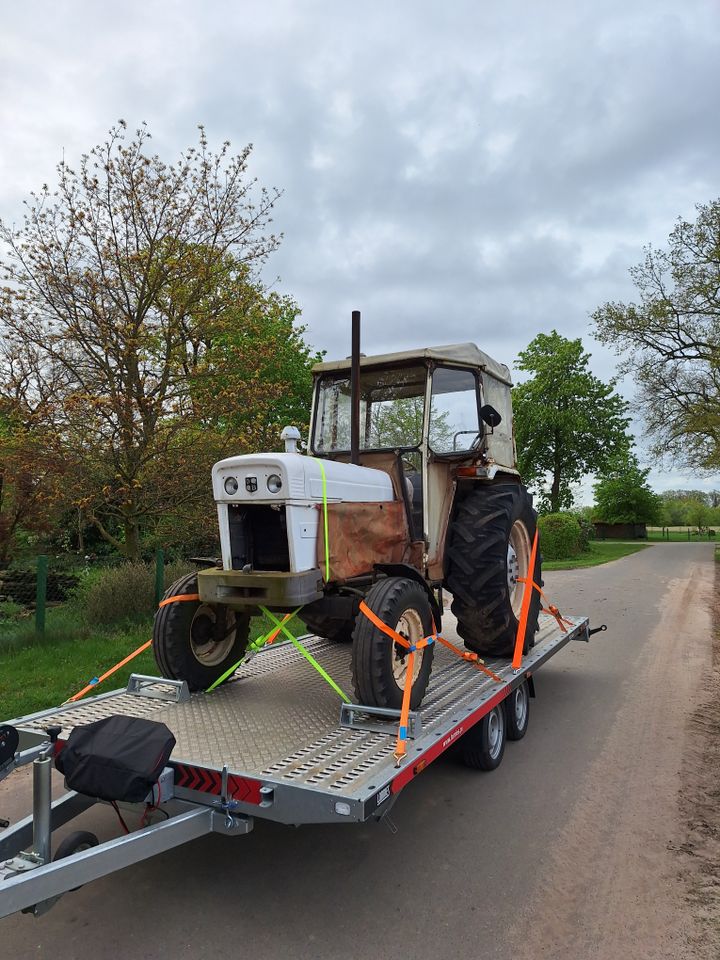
[445,483,541,658]
[351,577,435,710]
[153,573,250,691]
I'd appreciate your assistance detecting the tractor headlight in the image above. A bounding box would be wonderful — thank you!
[224,476,239,495]
[267,474,283,494]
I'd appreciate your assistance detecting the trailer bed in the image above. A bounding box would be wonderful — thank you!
[8,613,589,826]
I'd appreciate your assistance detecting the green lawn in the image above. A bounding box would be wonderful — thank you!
[646,527,717,543]
[543,540,651,571]
[0,610,306,721]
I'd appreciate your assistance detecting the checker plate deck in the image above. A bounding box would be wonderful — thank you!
[10,615,587,802]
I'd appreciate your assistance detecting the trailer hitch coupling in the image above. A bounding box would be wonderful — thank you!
[587,624,607,638]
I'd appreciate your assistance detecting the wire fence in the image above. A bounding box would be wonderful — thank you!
[0,550,168,637]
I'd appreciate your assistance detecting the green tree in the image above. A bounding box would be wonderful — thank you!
[513,331,631,512]
[593,199,720,472]
[593,454,662,525]
[660,495,689,527]
[685,499,710,533]
[0,122,317,560]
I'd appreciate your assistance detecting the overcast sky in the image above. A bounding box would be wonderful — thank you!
[1,0,719,497]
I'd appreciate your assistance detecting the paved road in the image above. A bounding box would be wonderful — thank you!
[1,543,715,959]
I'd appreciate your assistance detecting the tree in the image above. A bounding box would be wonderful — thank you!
[685,499,711,533]
[0,122,317,561]
[593,453,662,525]
[593,199,720,472]
[513,331,631,512]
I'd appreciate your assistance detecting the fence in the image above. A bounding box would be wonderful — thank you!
[0,549,167,637]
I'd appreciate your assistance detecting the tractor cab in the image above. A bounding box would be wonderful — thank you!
[310,343,517,579]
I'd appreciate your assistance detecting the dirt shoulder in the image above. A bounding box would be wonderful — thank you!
[676,554,720,956]
[510,547,714,959]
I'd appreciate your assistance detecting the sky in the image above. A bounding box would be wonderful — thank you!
[1,0,719,499]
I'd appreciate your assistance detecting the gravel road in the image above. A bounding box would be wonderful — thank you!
[0,542,716,959]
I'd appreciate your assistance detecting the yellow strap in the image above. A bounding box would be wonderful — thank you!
[309,456,330,581]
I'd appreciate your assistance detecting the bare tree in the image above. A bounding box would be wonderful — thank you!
[593,198,720,473]
[0,122,283,559]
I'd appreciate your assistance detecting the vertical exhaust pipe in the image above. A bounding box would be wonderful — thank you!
[350,310,361,465]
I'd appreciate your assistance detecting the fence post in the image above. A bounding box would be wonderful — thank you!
[35,555,48,634]
[154,548,165,606]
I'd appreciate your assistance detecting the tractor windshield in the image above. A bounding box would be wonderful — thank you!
[313,365,427,453]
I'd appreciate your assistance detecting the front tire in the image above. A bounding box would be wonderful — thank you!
[445,483,541,658]
[351,577,435,710]
[153,573,250,691]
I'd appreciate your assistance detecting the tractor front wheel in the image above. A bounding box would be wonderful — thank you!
[153,573,250,691]
[351,577,435,710]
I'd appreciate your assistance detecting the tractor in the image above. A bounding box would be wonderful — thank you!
[153,314,541,710]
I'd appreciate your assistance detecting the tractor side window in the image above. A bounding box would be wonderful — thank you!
[429,367,480,454]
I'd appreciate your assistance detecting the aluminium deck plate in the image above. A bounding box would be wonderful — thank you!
[8,615,588,813]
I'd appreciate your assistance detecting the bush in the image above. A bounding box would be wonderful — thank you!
[72,560,194,626]
[0,600,26,622]
[571,512,595,550]
[538,512,583,560]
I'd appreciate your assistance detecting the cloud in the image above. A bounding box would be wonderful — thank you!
[1,0,718,490]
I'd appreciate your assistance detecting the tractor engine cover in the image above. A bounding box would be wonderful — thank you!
[211,452,396,574]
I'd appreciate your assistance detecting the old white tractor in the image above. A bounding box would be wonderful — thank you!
[153,315,541,710]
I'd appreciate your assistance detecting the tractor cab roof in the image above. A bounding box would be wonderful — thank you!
[312,342,512,386]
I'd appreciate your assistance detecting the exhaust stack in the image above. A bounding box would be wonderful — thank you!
[350,310,361,465]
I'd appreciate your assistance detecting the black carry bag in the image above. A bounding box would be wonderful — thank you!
[55,715,176,802]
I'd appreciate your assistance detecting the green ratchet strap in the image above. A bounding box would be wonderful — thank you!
[310,456,330,581]
[260,605,350,703]
[204,611,300,693]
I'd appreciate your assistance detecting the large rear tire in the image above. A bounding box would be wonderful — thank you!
[153,573,250,691]
[445,483,541,658]
[351,577,435,710]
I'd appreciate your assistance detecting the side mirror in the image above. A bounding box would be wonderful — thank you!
[480,404,502,428]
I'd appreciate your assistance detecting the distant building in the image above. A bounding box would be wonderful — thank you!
[594,522,647,540]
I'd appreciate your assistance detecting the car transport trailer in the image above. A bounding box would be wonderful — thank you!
[0,611,601,920]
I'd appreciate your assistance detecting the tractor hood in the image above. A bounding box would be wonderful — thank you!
[212,452,394,505]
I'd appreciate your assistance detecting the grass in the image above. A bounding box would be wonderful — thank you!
[646,527,717,542]
[543,540,651,571]
[0,610,306,721]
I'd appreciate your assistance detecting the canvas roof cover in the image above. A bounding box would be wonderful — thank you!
[312,342,512,386]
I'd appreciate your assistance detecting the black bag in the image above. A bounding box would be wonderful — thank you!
[56,715,176,802]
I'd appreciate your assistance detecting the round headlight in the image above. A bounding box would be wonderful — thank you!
[224,476,239,495]
[267,474,282,494]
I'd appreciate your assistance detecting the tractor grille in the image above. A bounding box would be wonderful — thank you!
[228,504,290,571]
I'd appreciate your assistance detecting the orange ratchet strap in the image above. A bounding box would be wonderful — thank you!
[358,600,502,765]
[158,592,200,607]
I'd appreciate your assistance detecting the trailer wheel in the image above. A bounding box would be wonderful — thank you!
[461,705,506,770]
[153,573,250,691]
[505,681,530,741]
[54,831,99,890]
[351,577,434,710]
[445,483,541,658]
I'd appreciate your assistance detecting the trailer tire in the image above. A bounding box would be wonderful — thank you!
[153,573,250,691]
[505,681,530,741]
[351,577,434,710]
[54,831,99,890]
[461,705,506,770]
[445,482,541,658]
